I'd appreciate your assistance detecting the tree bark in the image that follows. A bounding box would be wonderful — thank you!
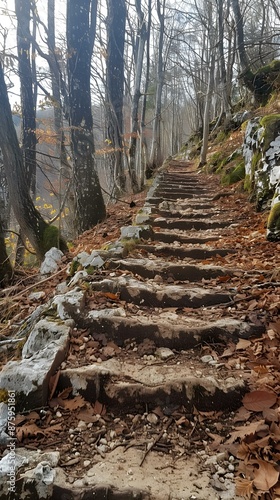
[128,0,147,193]
[67,0,106,234]
[15,0,37,196]
[149,0,166,169]
[0,192,12,286]
[0,62,66,260]
[106,0,126,196]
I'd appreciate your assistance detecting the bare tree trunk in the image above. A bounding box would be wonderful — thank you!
[0,216,12,286]
[67,0,106,234]
[149,0,166,169]
[128,0,147,193]
[15,0,38,265]
[200,51,216,166]
[106,0,126,197]
[140,0,152,185]
[15,0,37,196]
[48,0,75,239]
[217,0,232,128]
[0,63,66,260]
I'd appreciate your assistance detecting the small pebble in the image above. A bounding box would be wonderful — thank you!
[201,355,213,363]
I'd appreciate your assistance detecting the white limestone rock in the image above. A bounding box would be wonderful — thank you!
[40,247,64,275]
[0,320,70,409]
[52,288,86,320]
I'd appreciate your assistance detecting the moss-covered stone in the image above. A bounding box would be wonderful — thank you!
[0,389,8,403]
[251,61,280,105]
[251,151,262,173]
[244,174,252,192]
[267,201,280,240]
[259,114,280,152]
[120,238,140,255]
[222,161,245,185]
[214,130,228,144]
[42,225,68,256]
[68,259,81,277]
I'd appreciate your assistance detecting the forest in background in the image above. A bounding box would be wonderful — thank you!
[0,0,280,283]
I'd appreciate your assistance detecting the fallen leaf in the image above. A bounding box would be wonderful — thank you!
[243,391,277,412]
[92,400,106,415]
[226,420,265,444]
[17,423,44,442]
[262,408,279,422]
[63,395,86,411]
[235,477,254,498]
[101,292,120,301]
[253,459,279,491]
[236,339,251,350]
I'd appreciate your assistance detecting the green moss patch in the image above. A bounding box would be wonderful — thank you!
[267,202,280,232]
[260,114,280,152]
[42,225,68,255]
[222,161,245,185]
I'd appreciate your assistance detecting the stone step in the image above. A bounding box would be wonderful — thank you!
[149,201,216,210]
[146,196,214,205]
[106,257,233,281]
[150,218,230,230]
[152,230,221,244]
[136,243,235,260]
[155,185,209,192]
[49,446,227,500]
[154,191,212,200]
[59,355,246,412]
[88,276,232,308]
[79,309,263,349]
[154,209,224,219]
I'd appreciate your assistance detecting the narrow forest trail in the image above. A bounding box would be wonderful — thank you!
[4,159,280,499]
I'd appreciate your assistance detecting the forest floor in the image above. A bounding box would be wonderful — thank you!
[1,155,280,499]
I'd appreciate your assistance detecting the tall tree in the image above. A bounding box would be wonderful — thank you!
[106,0,126,196]
[128,0,147,192]
[0,216,12,286]
[67,0,106,234]
[15,0,38,264]
[0,62,66,260]
[149,0,166,169]
[15,0,37,195]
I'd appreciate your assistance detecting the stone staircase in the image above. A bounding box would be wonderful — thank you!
[1,160,265,499]
[51,161,262,499]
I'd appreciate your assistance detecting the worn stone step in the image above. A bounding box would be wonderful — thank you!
[146,196,214,205]
[79,309,263,349]
[152,230,221,244]
[88,276,232,308]
[155,185,209,193]
[149,201,216,211]
[59,354,246,413]
[59,356,246,412]
[154,191,212,200]
[1,446,232,499]
[106,258,232,281]
[155,209,224,219]
[150,218,230,230]
[136,243,235,260]
[26,449,226,500]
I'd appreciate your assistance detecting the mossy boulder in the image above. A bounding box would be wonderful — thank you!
[267,198,280,241]
[42,225,68,256]
[243,116,280,210]
[245,60,280,105]
[222,161,245,186]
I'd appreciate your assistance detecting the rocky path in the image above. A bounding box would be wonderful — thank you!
[1,160,273,499]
